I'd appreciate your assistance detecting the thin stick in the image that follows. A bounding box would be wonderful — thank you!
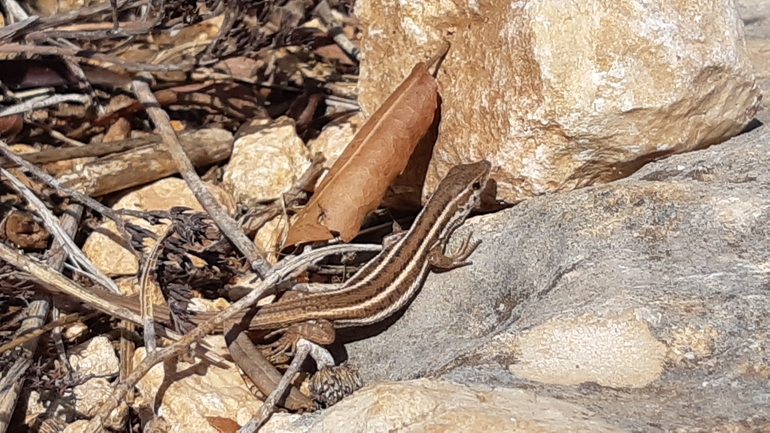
[0,200,86,431]
[313,0,360,64]
[0,166,119,293]
[138,224,175,354]
[130,79,271,278]
[91,242,382,423]
[0,141,140,259]
[0,242,226,365]
[0,43,187,72]
[0,94,91,117]
[0,301,47,433]
[0,312,97,354]
[240,339,313,432]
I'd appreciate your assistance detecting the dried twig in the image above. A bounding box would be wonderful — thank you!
[314,0,360,64]
[0,141,140,259]
[48,202,85,371]
[138,224,175,354]
[0,43,187,72]
[0,16,38,39]
[130,79,271,278]
[0,300,47,432]
[0,311,97,354]
[0,241,228,361]
[0,165,119,293]
[226,325,315,411]
[0,200,88,431]
[0,94,91,117]
[242,339,336,432]
[90,242,382,425]
[1,130,229,167]
[1,0,29,22]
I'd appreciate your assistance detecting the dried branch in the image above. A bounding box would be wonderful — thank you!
[0,165,119,293]
[314,0,360,64]
[0,311,95,354]
[0,242,227,364]
[0,93,91,117]
[0,141,140,258]
[0,43,187,72]
[90,242,382,424]
[129,78,271,278]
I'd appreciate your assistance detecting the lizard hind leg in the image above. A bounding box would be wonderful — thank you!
[259,320,336,364]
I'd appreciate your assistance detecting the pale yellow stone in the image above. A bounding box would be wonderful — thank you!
[223,117,311,205]
[295,379,621,433]
[507,311,667,387]
[132,347,261,432]
[307,113,364,171]
[254,214,294,264]
[73,378,127,429]
[69,336,119,377]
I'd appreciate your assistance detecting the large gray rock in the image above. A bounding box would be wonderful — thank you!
[338,124,770,431]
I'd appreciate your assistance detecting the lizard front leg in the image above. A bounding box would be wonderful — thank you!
[428,231,481,272]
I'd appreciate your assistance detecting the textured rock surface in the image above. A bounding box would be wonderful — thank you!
[307,113,364,172]
[262,380,621,433]
[356,0,761,202]
[132,344,262,432]
[223,116,311,205]
[740,0,770,39]
[740,0,770,124]
[26,337,125,429]
[68,336,120,377]
[339,124,770,431]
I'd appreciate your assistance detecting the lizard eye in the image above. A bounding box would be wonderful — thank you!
[472,181,482,190]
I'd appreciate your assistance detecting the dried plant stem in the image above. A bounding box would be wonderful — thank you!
[0,242,226,364]
[130,79,271,278]
[314,0,360,63]
[242,339,336,432]
[240,340,314,432]
[0,43,184,72]
[0,300,47,433]
[91,242,382,425]
[0,201,86,432]
[0,165,119,293]
[0,141,140,259]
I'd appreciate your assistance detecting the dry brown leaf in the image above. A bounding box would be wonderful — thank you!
[1,210,50,250]
[284,53,443,247]
[0,114,22,139]
[206,416,240,433]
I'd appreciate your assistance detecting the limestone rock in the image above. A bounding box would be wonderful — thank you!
[132,346,262,432]
[253,213,294,264]
[746,39,770,119]
[503,311,667,388]
[302,380,621,433]
[356,0,761,202]
[72,378,126,429]
[223,116,311,206]
[26,337,124,428]
[307,113,365,171]
[342,124,770,431]
[68,336,119,377]
[68,337,123,428]
[81,178,235,277]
